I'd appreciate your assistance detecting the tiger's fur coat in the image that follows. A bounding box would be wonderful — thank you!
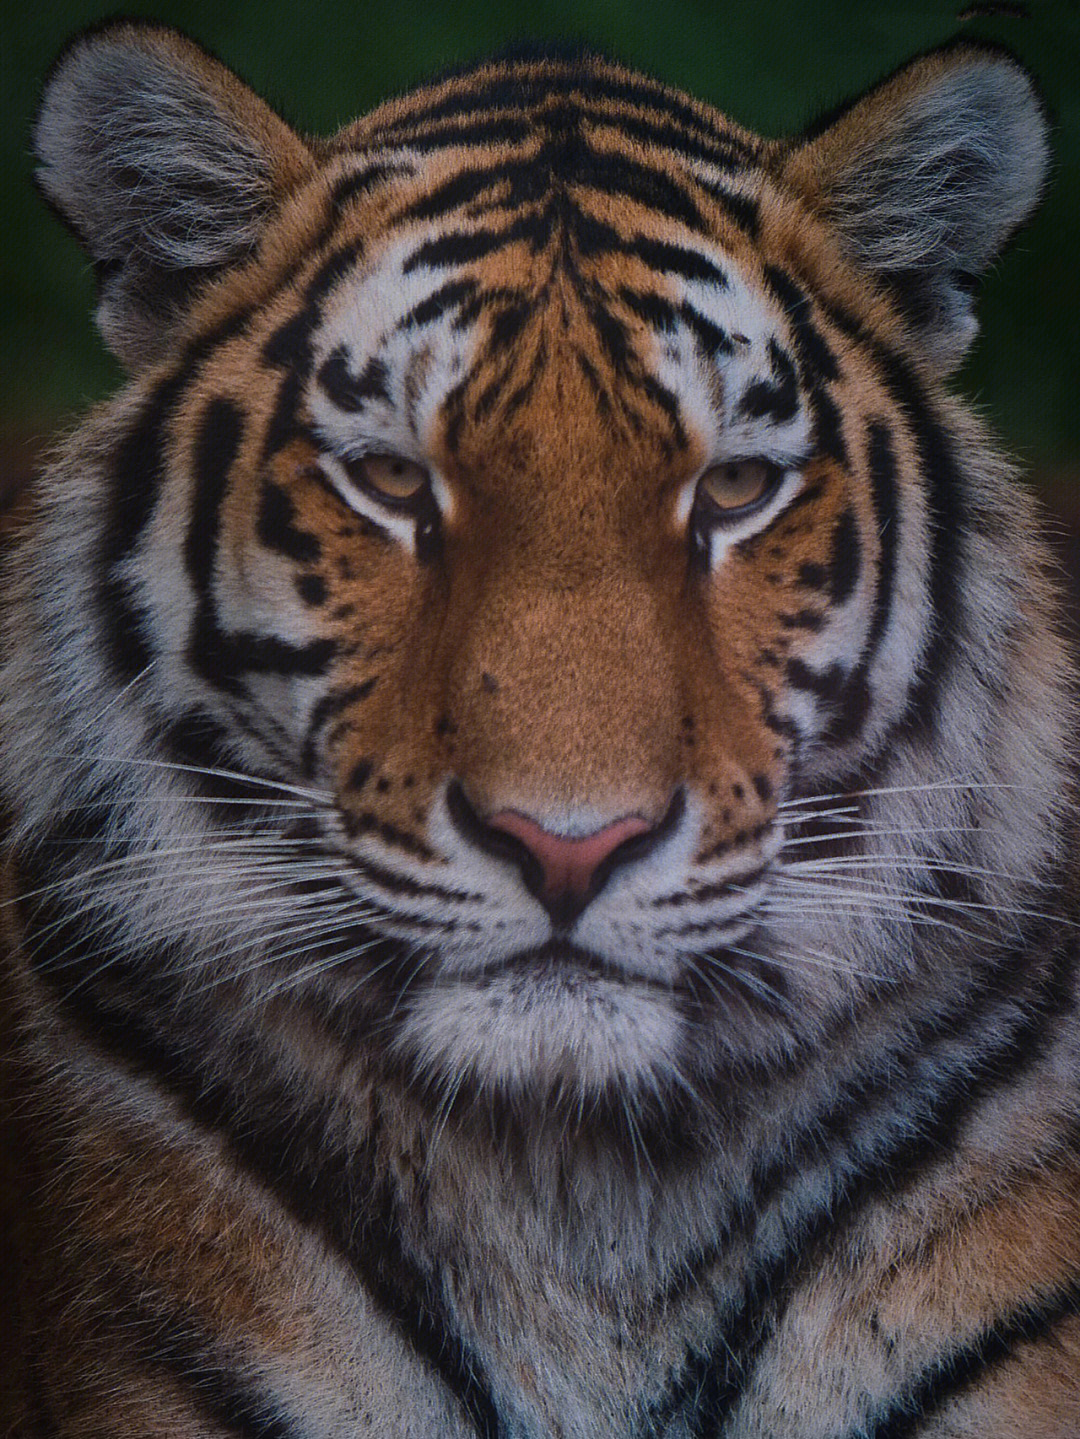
[2,24,1079,1437]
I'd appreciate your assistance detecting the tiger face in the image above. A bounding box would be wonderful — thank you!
[20,27,1058,1111]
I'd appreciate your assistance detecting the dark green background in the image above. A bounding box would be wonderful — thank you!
[4,0,1078,489]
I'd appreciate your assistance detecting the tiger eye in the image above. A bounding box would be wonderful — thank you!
[697,459,781,517]
[350,453,429,506]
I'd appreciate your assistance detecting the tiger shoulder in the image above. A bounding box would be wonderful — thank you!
[2,22,1078,1438]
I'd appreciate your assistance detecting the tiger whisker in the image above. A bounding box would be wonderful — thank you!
[777,777,1021,809]
[37,752,334,806]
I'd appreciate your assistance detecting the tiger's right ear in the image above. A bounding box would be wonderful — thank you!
[33,23,313,369]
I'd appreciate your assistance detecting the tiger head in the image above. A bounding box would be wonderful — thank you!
[17,25,1065,1114]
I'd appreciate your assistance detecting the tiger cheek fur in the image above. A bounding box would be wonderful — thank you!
[3,21,1079,1439]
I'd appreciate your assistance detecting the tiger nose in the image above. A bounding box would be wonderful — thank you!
[488,810,651,913]
[446,782,672,928]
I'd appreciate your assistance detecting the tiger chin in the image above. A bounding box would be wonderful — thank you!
[3,20,1079,1439]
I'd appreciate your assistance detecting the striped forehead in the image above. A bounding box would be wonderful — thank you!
[306,222,811,468]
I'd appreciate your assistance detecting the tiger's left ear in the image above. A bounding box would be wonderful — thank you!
[781,46,1049,369]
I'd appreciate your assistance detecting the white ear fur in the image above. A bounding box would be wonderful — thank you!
[34,24,311,367]
[783,49,1049,368]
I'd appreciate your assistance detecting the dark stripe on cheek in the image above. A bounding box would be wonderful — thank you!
[157,708,278,822]
[763,267,847,466]
[865,420,899,655]
[188,401,335,691]
[187,399,245,590]
[828,509,861,606]
[264,370,308,460]
[186,397,249,696]
[821,302,962,736]
[100,311,251,682]
[301,678,378,776]
[786,658,845,699]
[295,574,327,607]
[786,655,871,745]
[258,481,322,564]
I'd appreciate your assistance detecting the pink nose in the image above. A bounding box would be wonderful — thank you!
[486,810,651,904]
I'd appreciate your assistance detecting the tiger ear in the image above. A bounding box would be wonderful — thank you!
[33,23,313,369]
[780,46,1049,369]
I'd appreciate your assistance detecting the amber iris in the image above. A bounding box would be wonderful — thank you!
[346,453,430,507]
[697,458,781,519]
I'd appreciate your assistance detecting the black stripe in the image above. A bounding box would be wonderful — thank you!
[401,141,708,233]
[864,420,899,655]
[763,267,847,466]
[821,303,962,738]
[374,65,760,166]
[258,480,322,563]
[329,162,404,213]
[381,94,757,180]
[263,369,309,460]
[828,508,861,607]
[737,339,799,424]
[619,286,680,332]
[399,277,479,329]
[569,144,708,230]
[698,178,760,238]
[187,398,244,590]
[187,399,336,693]
[110,1282,299,1439]
[15,885,505,1439]
[403,215,541,272]
[573,212,730,286]
[98,225,365,684]
[262,243,365,376]
[855,1277,1080,1439]
[680,302,734,358]
[585,109,755,177]
[379,113,535,153]
[643,923,1076,1437]
[624,236,730,288]
[301,678,377,776]
[99,310,251,682]
[156,708,284,823]
[317,347,392,412]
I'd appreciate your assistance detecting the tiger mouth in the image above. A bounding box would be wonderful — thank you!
[447,938,724,998]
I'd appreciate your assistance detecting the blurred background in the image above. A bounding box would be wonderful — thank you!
[2,0,1077,530]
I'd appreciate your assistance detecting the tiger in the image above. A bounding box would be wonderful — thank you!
[2,18,1078,1437]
